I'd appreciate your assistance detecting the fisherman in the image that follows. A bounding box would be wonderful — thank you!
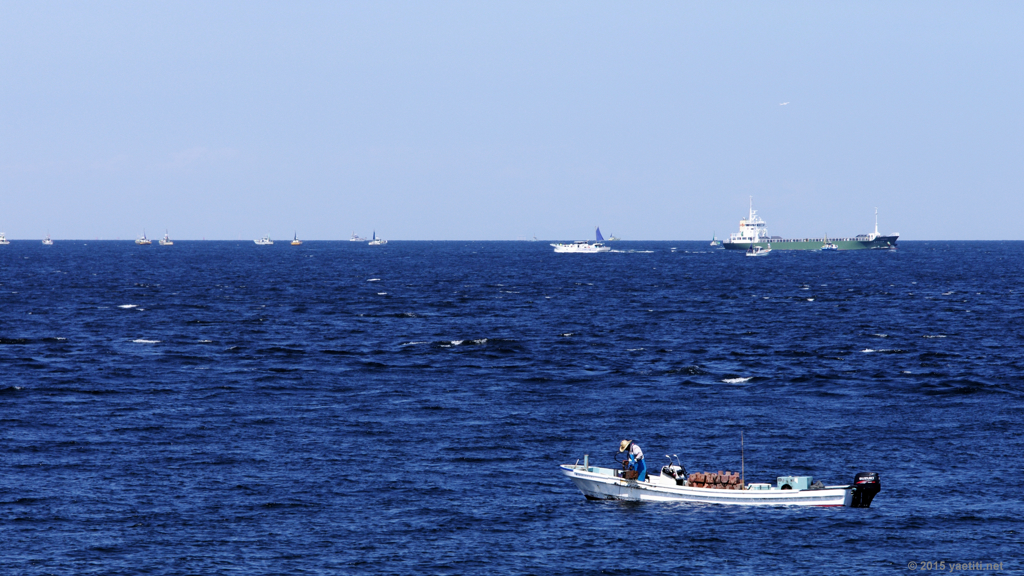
[619,439,646,482]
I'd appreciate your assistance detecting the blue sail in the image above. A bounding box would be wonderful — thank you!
[595,227,604,242]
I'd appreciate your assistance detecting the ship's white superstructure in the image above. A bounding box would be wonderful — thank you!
[728,197,770,244]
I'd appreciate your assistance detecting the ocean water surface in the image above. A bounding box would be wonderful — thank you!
[1,241,1021,574]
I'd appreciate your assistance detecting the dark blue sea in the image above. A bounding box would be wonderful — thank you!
[1,241,1021,575]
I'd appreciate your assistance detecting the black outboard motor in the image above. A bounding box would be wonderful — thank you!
[850,472,880,508]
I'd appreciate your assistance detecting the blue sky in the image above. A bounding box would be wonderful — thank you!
[2,2,1022,240]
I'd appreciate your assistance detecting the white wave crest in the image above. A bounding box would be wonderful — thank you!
[118,304,138,309]
[723,377,752,383]
[132,339,160,344]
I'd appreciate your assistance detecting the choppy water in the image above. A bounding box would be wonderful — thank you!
[1,241,1021,574]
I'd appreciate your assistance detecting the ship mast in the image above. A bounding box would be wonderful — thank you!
[874,207,879,236]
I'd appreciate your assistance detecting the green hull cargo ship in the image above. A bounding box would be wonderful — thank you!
[723,199,898,251]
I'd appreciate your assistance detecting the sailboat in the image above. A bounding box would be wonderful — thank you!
[136,230,152,245]
[291,232,302,246]
[43,234,53,245]
[368,230,387,246]
[159,230,173,246]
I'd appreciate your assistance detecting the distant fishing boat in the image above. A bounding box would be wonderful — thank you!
[350,232,367,242]
[746,245,771,257]
[159,230,173,246]
[710,232,723,247]
[291,232,302,246]
[254,235,273,245]
[0,232,10,245]
[43,234,53,245]
[136,230,152,245]
[820,235,838,251]
[368,231,387,246]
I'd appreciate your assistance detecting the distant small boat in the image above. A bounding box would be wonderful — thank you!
[350,232,367,242]
[710,232,723,247]
[291,232,302,246]
[43,234,53,245]
[254,235,273,245]
[551,227,611,253]
[368,230,387,246]
[159,230,173,246]
[0,232,10,245]
[136,231,152,245]
[746,244,771,257]
[821,235,838,251]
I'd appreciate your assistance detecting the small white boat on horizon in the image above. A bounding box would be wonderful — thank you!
[254,235,273,245]
[291,232,302,246]
[159,230,173,246]
[136,231,152,245]
[821,235,838,251]
[43,234,53,245]
[368,231,387,246]
[0,232,10,245]
[551,227,611,253]
[350,232,367,242]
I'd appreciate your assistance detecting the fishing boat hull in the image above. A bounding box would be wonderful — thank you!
[560,465,862,507]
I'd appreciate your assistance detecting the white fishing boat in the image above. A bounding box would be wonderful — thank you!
[746,244,771,257]
[350,232,367,242]
[368,231,387,246]
[136,231,152,245]
[821,235,838,251]
[0,232,10,245]
[710,232,723,247]
[254,235,273,245]
[551,227,611,253]
[42,234,53,245]
[159,230,173,246]
[291,232,302,246]
[560,455,880,508]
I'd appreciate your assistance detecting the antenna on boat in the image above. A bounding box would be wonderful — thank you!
[874,207,879,236]
[749,196,753,221]
[741,432,745,490]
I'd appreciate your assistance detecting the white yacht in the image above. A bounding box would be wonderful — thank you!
[0,232,9,245]
[254,235,273,245]
[368,231,387,246]
[136,231,152,245]
[43,234,53,245]
[551,227,611,253]
[350,232,367,242]
[746,245,771,257]
[159,230,173,246]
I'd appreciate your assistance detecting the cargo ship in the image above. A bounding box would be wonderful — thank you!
[723,199,898,251]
